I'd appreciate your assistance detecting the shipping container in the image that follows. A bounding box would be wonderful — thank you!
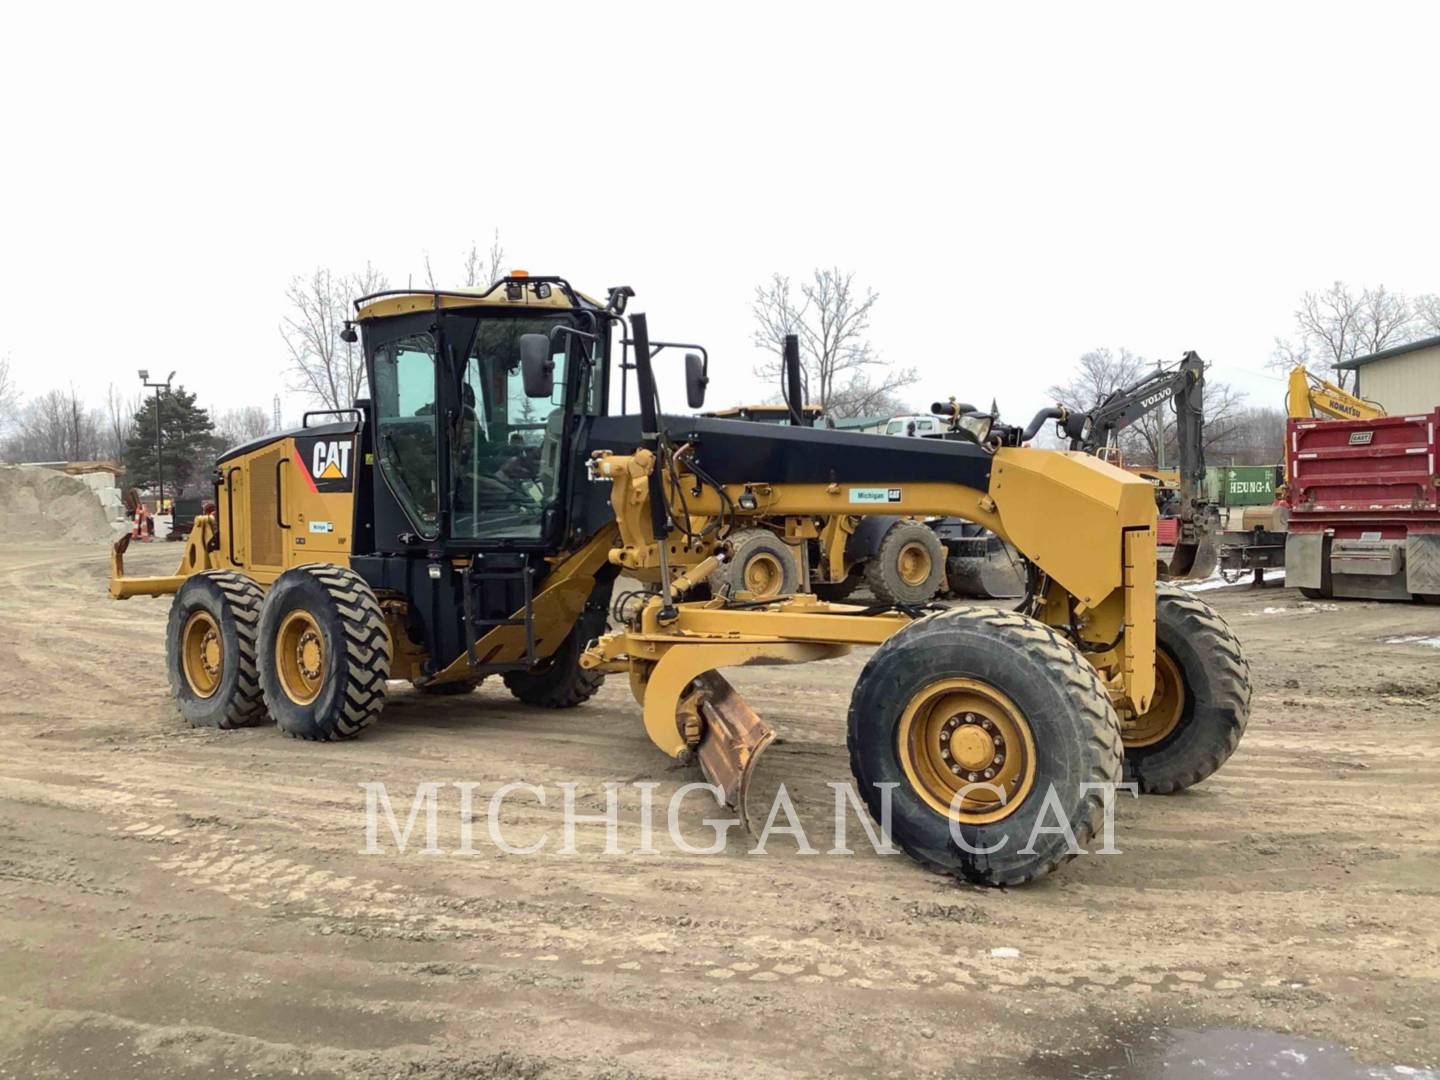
[1208,465,1279,507]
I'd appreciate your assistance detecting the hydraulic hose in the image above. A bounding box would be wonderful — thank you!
[1021,407,1067,443]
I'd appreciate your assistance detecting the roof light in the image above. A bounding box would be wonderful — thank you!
[510,269,529,278]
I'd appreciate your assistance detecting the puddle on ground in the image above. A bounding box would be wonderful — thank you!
[1028,1027,1437,1079]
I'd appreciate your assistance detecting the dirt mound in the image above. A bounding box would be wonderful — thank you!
[0,466,116,543]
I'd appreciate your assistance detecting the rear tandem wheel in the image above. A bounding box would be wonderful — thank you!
[257,564,392,740]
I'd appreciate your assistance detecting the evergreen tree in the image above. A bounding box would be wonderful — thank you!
[124,386,221,498]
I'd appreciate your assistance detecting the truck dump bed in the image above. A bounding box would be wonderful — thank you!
[1284,409,1440,600]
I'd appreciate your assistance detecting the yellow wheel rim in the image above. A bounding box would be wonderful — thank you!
[1125,647,1186,748]
[275,610,325,705]
[181,610,224,699]
[896,678,1037,824]
[743,552,785,598]
[897,542,933,586]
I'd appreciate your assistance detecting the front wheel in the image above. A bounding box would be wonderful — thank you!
[864,520,946,606]
[712,529,800,600]
[1121,583,1250,793]
[258,564,392,740]
[503,606,607,708]
[847,607,1123,886]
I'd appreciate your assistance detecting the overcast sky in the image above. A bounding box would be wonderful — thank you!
[3,2,1436,427]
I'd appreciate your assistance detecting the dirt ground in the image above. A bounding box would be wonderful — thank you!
[1,541,1437,1078]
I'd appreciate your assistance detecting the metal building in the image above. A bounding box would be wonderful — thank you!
[1338,334,1440,414]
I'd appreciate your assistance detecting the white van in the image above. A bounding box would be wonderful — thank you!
[883,414,941,437]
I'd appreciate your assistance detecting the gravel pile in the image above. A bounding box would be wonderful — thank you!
[0,466,117,542]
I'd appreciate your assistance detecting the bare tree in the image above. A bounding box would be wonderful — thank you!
[1354,284,1414,357]
[3,386,102,462]
[101,383,139,461]
[1413,292,1440,337]
[425,231,508,292]
[462,230,507,288]
[1272,282,1417,389]
[1046,347,1147,412]
[1208,405,1286,465]
[281,263,389,409]
[1294,281,1363,385]
[751,268,915,418]
[0,355,18,432]
[213,406,273,449]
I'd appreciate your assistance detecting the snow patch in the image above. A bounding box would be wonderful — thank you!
[1385,634,1440,648]
[1180,569,1286,592]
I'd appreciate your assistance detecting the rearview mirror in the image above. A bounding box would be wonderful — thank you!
[518,334,555,398]
[685,352,708,409]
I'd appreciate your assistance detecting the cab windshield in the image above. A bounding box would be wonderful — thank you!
[445,313,594,541]
[369,310,599,543]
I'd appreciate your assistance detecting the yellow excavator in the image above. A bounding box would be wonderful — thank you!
[1286,365,1387,421]
[109,275,1251,886]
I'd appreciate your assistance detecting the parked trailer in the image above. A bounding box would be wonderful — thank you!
[1284,409,1440,602]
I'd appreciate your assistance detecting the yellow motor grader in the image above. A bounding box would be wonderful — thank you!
[696,346,949,607]
[110,275,1250,885]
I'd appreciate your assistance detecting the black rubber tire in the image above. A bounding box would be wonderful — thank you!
[1123,583,1251,794]
[711,529,800,600]
[166,571,267,729]
[258,564,391,741]
[502,607,608,708]
[813,576,860,602]
[847,607,1123,887]
[864,520,946,606]
[1299,586,1330,600]
[414,678,484,695]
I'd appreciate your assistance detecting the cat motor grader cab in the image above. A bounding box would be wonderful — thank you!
[109,275,1250,885]
[696,340,951,607]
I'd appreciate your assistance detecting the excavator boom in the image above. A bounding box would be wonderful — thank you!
[1286,365,1387,421]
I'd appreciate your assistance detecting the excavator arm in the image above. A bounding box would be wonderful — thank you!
[1060,351,1214,577]
[1286,365,1386,421]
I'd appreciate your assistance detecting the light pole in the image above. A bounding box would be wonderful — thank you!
[139,369,175,516]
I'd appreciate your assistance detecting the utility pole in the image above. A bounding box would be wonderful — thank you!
[139,369,175,518]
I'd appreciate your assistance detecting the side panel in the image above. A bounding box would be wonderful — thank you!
[284,432,357,565]
[214,427,357,585]
[1284,533,1327,590]
[1407,533,1440,595]
[1286,410,1439,515]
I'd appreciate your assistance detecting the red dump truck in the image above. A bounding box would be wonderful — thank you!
[1284,409,1440,601]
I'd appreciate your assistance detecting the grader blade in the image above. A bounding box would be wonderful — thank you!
[690,671,776,832]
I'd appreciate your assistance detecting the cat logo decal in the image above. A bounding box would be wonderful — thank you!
[291,435,355,494]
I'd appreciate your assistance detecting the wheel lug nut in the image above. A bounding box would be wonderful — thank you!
[983,768,995,779]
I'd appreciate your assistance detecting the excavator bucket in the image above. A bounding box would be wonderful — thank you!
[1168,533,1219,579]
[945,550,1024,600]
[688,671,776,833]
